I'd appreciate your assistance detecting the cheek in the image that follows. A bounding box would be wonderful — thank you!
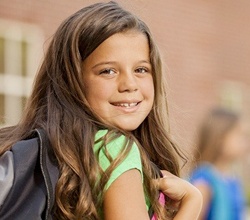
[86,90,106,108]
[150,83,155,106]
[84,79,111,104]
[223,134,247,158]
[143,77,154,99]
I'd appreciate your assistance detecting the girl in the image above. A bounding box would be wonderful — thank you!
[0,1,202,219]
[189,107,248,220]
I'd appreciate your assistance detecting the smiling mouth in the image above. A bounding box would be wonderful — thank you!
[112,102,139,108]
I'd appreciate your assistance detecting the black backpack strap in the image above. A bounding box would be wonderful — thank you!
[35,128,59,220]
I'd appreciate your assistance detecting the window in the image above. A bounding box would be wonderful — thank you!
[0,20,43,127]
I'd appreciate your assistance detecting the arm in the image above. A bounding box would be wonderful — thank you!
[193,181,212,220]
[103,169,149,220]
[96,132,148,219]
[159,170,203,220]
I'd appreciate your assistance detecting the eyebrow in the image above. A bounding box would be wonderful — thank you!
[91,60,151,69]
[92,61,117,69]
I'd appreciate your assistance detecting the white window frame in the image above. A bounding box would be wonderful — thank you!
[0,19,43,126]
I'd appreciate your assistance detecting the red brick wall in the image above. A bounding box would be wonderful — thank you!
[1,0,250,181]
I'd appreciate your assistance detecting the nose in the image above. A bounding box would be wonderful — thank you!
[118,71,138,93]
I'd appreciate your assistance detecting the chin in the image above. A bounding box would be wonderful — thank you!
[111,117,145,131]
[116,123,140,132]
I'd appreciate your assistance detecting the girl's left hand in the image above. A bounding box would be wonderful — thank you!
[157,170,202,220]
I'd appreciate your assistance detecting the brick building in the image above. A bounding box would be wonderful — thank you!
[0,0,250,205]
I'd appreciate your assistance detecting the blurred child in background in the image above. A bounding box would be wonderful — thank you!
[189,107,248,220]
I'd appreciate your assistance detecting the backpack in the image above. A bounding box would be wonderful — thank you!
[0,129,59,220]
[0,129,164,219]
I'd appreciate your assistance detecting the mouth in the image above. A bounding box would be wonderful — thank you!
[111,102,140,108]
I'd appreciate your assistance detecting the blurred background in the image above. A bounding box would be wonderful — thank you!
[0,0,249,217]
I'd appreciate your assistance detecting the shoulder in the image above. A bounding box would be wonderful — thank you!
[94,130,143,190]
[189,163,217,186]
[94,129,141,162]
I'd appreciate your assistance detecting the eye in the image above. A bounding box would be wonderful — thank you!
[99,68,116,75]
[135,67,149,74]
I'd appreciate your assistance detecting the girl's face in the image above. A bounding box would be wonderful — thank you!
[82,31,154,131]
[221,122,248,161]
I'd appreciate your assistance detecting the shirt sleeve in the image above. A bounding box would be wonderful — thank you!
[95,130,143,191]
[189,164,213,184]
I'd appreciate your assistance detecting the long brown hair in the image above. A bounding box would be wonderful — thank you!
[194,107,240,164]
[0,2,185,219]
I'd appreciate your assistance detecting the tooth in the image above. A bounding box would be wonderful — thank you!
[115,102,137,107]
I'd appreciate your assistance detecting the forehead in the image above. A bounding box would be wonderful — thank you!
[83,31,150,65]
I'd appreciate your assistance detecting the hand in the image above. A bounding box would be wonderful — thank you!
[157,170,202,220]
